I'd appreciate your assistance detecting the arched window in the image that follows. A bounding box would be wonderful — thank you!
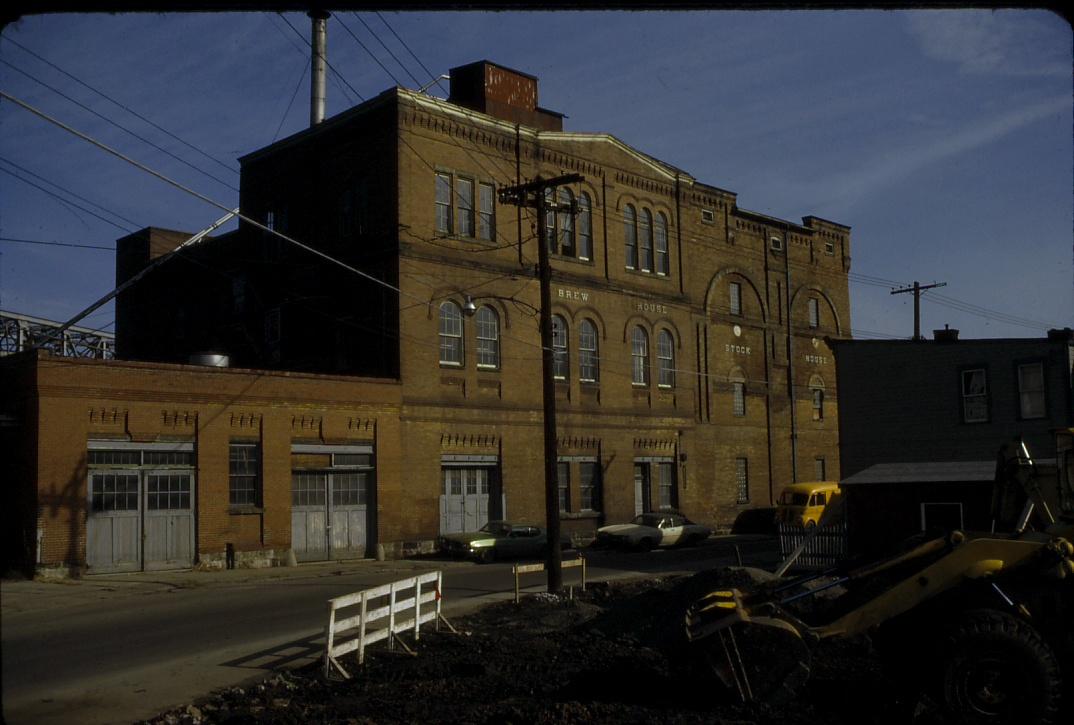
[624,205,637,269]
[578,193,593,261]
[558,188,575,256]
[631,326,649,386]
[475,306,499,369]
[657,329,675,388]
[579,319,599,383]
[639,208,654,272]
[654,212,669,275]
[438,301,463,366]
[552,315,569,380]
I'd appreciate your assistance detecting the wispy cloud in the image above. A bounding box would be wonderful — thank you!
[905,10,1070,77]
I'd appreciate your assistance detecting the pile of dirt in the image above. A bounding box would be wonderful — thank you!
[142,570,903,725]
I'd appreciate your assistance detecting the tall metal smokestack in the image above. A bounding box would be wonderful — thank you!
[309,10,329,126]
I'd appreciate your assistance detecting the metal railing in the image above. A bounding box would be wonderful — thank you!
[0,310,113,358]
[777,522,848,571]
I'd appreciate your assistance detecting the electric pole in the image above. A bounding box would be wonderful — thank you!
[498,173,583,594]
[891,280,946,340]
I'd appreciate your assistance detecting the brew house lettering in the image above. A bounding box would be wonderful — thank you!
[636,301,669,314]
[557,288,590,302]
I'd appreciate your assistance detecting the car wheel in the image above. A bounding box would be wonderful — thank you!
[938,609,1061,725]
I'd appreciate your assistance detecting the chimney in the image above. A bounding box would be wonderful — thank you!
[448,61,564,131]
[309,10,329,126]
[933,325,960,343]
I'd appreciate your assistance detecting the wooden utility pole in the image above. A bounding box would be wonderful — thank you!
[499,173,583,593]
[891,280,946,340]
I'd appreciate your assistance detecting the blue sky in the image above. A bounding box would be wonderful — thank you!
[1,9,1070,340]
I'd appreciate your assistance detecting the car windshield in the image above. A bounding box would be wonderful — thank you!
[779,492,810,506]
[631,514,662,527]
[478,522,510,536]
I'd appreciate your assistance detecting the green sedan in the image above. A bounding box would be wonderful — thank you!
[439,521,569,563]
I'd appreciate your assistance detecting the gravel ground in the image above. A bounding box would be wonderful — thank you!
[141,569,910,725]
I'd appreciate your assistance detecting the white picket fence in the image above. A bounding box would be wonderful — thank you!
[777,522,848,571]
[323,570,454,678]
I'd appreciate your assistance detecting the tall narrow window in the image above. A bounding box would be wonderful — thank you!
[639,208,654,272]
[632,326,649,386]
[808,298,820,328]
[558,188,575,257]
[962,368,989,423]
[735,458,749,503]
[456,177,475,237]
[475,306,499,369]
[439,301,463,366]
[624,204,637,269]
[814,457,827,481]
[229,443,261,507]
[478,182,495,241]
[658,461,677,510]
[1018,363,1045,419]
[732,381,746,417]
[557,461,571,512]
[435,172,452,234]
[545,188,557,253]
[657,329,675,388]
[812,388,825,421]
[729,281,742,316]
[654,212,669,275]
[579,319,599,383]
[578,192,593,260]
[552,315,569,380]
[580,461,601,511]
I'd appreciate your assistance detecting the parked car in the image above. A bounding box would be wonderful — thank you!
[593,512,711,551]
[775,481,841,528]
[439,521,569,563]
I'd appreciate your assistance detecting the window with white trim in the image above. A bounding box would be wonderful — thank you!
[557,461,571,513]
[1018,362,1045,419]
[435,172,452,234]
[456,177,475,238]
[657,329,675,388]
[478,182,495,241]
[439,301,463,366]
[639,208,653,272]
[578,192,593,260]
[657,461,677,510]
[624,204,638,269]
[229,442,261,507]
[558,188,575,257]
[552,315,569,380]
[580,461,601,511]
[579,319,599,383]
[475,306,499,369]
[961,368,988,423]
[632,326,649,386]
[654,212,669,275]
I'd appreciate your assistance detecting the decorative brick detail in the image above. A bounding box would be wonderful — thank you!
[291,415,322,434]
[440,433,498,449]
[162,410,197,428]
[229,412,262,430]
[633,438,676,452]
[348,417,375,432]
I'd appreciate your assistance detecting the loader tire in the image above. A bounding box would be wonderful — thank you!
[938,609,1062,725]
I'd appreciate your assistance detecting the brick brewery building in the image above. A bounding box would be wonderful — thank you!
[2,59,852,574]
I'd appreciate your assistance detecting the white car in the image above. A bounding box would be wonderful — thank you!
[594,512,711,551]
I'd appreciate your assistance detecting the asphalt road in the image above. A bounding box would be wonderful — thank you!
[1,536,777,725]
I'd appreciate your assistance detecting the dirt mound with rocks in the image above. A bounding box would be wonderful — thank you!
[142,569,903,725]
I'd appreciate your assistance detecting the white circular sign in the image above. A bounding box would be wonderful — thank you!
[733,325,742,337]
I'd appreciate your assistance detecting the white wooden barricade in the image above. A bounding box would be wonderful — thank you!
[512,556,586,603]
[323,570,453,679]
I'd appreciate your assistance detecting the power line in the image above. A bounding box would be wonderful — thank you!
[350,13,422,89]
[0,166,136,234]
[0,236,115,251]
[0,59,240,193]
[374,12,449,97]
[277,12,363,106]
[1,155,142,229]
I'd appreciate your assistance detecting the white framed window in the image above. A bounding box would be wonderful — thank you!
[475,306,499,369]
[456,177,475,237]
[558,187,575,256]
[654,212,669,275]
[552,315,569,380]
[229,442,261,507]
[735,457,749,503]
[578,192,593,260]
[579,319,599,383]
[808,298,820,328]
[824,240,835,256]
[435,172,452,234]
[657,461,677,510]
[1018,362,1045,419]
[701,208,715,224]
[631,326,649,386]
[557,460,571,513]
[657,329,675,388]
[729,281,742,316]
[579,461,601,512]
[639,208,654,272]
[438,301,463,366]
[624,204,637,269]
[478,182,495,241]
[961,368,989,423]
[770,236,784,251]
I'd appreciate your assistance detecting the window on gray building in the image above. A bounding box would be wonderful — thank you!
[961,368,989,423]
[1018,362,1045,419]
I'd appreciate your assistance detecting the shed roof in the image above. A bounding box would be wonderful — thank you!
[841,461,996,486]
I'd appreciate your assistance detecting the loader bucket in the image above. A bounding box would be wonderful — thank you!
[686,588,813,703]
